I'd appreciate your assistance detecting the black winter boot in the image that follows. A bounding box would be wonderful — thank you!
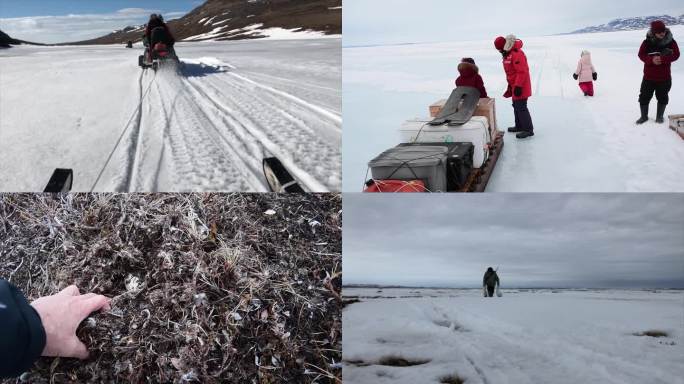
[656,104,666,124]
[635,104,649,124]
[516,131,534,139]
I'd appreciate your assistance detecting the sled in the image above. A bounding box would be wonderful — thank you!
[44,168,73,192]
[364,87,504,193]
[669,114,684,140]
[263,157,305,192]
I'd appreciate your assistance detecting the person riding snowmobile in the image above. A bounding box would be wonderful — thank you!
[483,267,500,298]
[143,14,177,62]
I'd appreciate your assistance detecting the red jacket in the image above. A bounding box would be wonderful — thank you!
[455,62,488,98]
[638,30,680,81]
[502,39,532,100]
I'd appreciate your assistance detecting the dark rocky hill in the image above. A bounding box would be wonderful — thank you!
[68,0,341,45]
[568,15,683,34]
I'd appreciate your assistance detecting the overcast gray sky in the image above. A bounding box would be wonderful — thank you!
[343,194,684,288]
[343,0,684,46]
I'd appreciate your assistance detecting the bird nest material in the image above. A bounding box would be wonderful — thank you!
[0,193,341,383]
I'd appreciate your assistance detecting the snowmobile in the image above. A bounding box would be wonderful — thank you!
[138,27,179,71]
[364,86,504,193]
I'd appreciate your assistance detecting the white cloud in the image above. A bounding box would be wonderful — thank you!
[0,8,186,44]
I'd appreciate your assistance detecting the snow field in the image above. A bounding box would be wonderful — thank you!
[343,288,684,384]
[0,38,341,191]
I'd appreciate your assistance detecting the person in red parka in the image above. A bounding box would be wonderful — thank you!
[636,20,680,124]
[494,35,534,139]
[455,57,488,98]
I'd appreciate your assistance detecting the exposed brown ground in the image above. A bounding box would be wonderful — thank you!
[0,193,341,383]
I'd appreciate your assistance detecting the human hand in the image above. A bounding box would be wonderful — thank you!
[30,285,111,359]
[503,86,512,98]
[573,73,579,80]
[513,87,523,97]
[592,72,598,81]
[653,56,662,65]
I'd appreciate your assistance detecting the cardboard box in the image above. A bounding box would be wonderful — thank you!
[669,114,684,140]
[474,98,498,137]
[429,97,499,138]
[429,99,447,118]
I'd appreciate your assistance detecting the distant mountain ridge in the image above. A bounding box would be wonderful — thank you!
[0,29,43,47]
[0,29,20,47]
[569,14,684,34]
[68,0,341,45]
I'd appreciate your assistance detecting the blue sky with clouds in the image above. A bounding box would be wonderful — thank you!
[343,0,684,46]
[0,1,203,43]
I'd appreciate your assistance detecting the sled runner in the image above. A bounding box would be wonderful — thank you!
[263,157,305,193]
[43,159,304,193]
[44,168,73,192]
[364,87,504,193]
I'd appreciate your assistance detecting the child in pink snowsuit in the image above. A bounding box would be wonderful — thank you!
[573,50,597,96]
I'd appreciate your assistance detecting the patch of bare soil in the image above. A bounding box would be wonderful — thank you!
[439,374,465,384]
[633,330,669,338]
[376,356,430,367]
[0,193,341,383]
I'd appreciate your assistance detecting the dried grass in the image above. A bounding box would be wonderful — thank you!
[0,193,341,383]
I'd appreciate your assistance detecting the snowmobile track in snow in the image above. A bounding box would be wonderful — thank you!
[90,70,157,192]
[112,60,339,192]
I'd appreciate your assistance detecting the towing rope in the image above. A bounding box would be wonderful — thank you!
[89,70,157,192]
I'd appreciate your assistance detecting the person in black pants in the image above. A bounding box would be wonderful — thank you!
[0,279,110,378]
[636,20,680,124]
[482,267,500,298]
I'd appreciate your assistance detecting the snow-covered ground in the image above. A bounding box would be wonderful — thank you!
[343,288,684,384]
[343,26,684,192]
[0,38,341,191]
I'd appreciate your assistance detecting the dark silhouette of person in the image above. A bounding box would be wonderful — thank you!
[483,267,500,297]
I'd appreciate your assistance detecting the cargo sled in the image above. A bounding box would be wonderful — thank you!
[364,86,504,193]
[669,114,684,140]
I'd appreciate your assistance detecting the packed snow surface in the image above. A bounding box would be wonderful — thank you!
[0,38,341,191]
[343,26,684,192]
[343,288,684,384]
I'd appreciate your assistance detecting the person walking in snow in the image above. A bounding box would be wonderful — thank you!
[636,20,680,124]
[494,35,534,139]
[482,267,500,298]
[573,50,597,96]
[455,57,489,98]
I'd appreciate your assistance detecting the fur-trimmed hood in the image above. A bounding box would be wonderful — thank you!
[504,34,523,51]
[457,61,479,76]
[646,28,674,47]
